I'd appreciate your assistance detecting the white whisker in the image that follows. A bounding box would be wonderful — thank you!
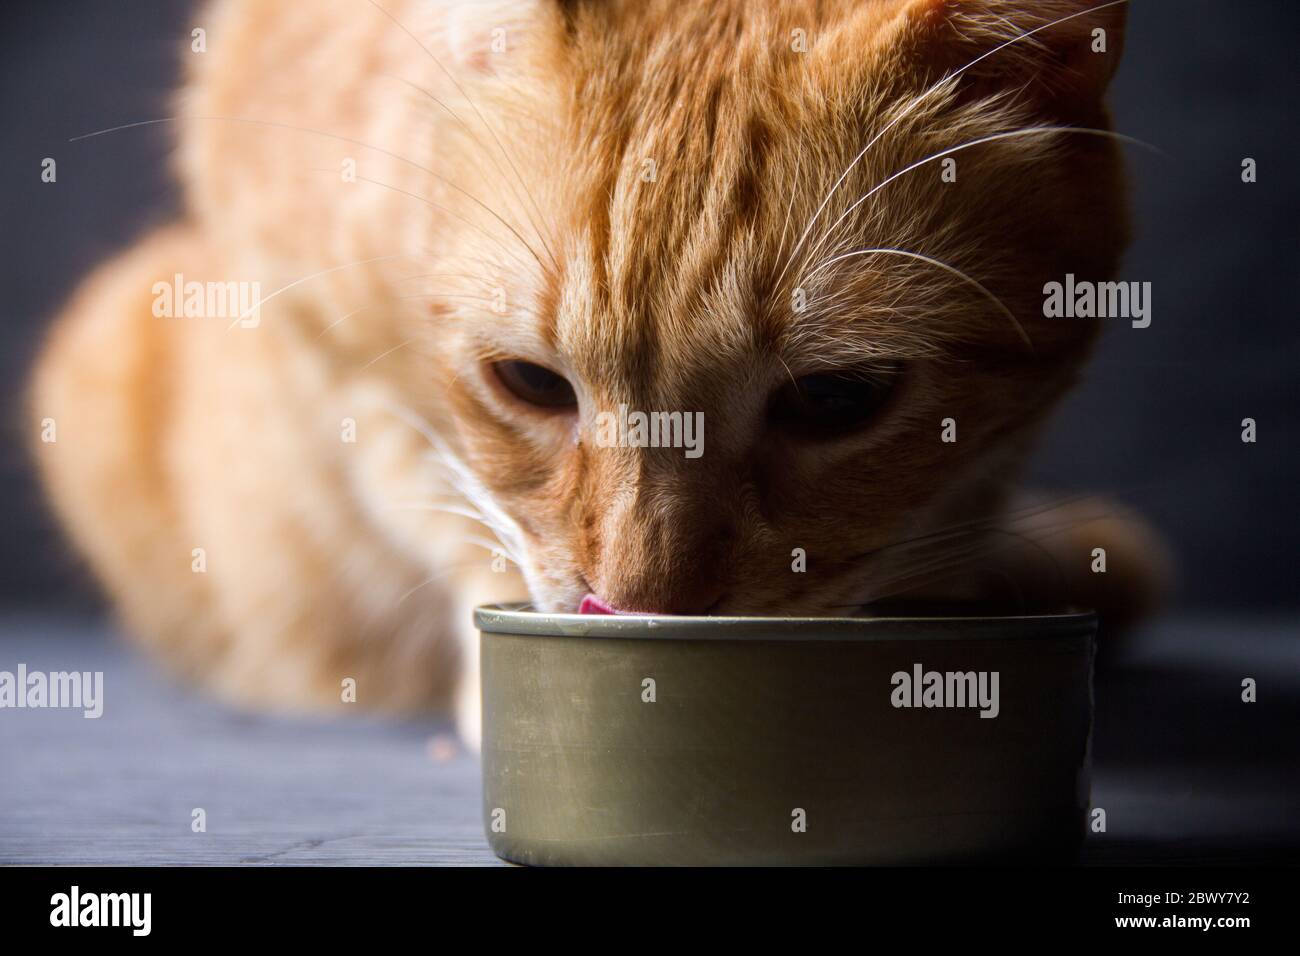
[775,0,1131,288]
[804,247,1031,348]
[805,126,1162,269]
[388,501,488,523]
[359,338,416,371]
[364,0,560,274]
[227,254,413,330]
[353,175,539,274]
[379,401,529,570]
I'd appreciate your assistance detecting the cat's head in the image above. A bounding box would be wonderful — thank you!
[414,0,1129,614]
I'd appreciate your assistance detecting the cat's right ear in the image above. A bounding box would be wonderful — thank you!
[887,0,1128,116]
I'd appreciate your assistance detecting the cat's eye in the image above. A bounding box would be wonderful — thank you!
[492,360,578,409]
[768,366,901,436]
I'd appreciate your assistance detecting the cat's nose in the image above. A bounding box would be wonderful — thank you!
[580,478,735,616]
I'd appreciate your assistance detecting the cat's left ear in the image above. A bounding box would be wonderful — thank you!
[886,0,1128,114]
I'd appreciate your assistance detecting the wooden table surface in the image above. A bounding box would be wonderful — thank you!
[1,613,1295,865]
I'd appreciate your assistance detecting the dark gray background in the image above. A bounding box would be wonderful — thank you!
[2,0,1297,612]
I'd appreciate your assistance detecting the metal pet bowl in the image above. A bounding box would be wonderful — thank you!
[476,603,1096,866]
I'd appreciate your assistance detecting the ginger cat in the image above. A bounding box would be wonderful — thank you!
[30,0,1164,748]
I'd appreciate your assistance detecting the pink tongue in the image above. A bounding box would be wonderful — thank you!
[578,594,616,615]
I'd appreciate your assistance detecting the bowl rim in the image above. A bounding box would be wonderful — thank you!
[474,603,1097,643]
